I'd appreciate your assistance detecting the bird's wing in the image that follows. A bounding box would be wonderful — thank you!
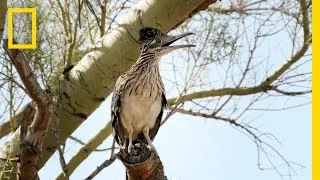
[149,93,167,141]
[111,76,126,146]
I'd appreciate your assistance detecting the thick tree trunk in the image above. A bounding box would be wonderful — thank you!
[0,0,217,178]
[0,0,7,40]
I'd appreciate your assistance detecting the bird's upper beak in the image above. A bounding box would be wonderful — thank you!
[159,32,195,53]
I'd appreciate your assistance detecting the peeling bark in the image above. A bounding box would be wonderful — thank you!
[117,144,166,180]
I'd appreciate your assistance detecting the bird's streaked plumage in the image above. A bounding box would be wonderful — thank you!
[111,27,194,153]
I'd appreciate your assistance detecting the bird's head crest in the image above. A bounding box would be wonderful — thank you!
[138,27,195,55]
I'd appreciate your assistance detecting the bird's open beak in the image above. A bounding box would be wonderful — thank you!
[160,32,195,53]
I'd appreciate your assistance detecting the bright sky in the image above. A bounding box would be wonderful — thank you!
[38,35,311,179]
[39,94,311,180]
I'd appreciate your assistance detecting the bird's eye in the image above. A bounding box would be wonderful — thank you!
[149,39,156,45]
[142,44,148,52]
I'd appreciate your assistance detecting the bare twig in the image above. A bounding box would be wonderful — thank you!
[174,107,303,178]
[56,144,69,179]
[69,135,117,152]
[84,156,116,180]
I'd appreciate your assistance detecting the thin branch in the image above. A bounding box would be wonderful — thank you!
[167,33,311,106]
[84,156,116,180]
[56,122,112,180]
[98,0,107,37]
[69,135,117,152]
[0,71,27,94]
[174,107,302,178]
[271,87,311,96]
[0,102,34,139]
[85,0,101,29]
[57,145,69,179]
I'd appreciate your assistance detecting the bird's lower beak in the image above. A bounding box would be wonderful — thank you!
[160,32,195,52]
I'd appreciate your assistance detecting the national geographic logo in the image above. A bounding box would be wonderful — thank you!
[7,8,36,49]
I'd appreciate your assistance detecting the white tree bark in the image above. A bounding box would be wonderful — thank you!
[0,0,217,177]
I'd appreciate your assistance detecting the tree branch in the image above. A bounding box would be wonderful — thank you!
[56,122,112,180]
[0,0,7,41]
[118,144,166,180]
[58,45,312,176]
[69,135,116,152]
[173,107,235,123]
[167,33,311,106]
[3,41,53,180]
[0,0,310,178]
[270,87,311,96]
[84,156,116,180]
[0,102,34,139]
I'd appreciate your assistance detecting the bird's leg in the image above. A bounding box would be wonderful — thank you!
[143,128,158,155]
[109,138,116,159]
[127,127,134,154]
[122,139,127,150]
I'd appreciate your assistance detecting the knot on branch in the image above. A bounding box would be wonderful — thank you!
[262,85,273,92]
[20,141,41,155]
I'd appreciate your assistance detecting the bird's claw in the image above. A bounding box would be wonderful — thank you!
[128,143,133,154]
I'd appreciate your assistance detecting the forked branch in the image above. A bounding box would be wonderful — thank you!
[3,40,53,180]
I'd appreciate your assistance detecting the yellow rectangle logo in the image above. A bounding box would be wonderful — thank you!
[7,8,37,49]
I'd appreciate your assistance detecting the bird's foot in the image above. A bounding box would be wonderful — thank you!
[127,141,133,154]
[148,143,158,156]
[143,129,159,156]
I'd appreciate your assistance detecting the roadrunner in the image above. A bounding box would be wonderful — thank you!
[111,27,194,153]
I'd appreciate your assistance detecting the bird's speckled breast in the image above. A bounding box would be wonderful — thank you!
[120,90,162,139]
